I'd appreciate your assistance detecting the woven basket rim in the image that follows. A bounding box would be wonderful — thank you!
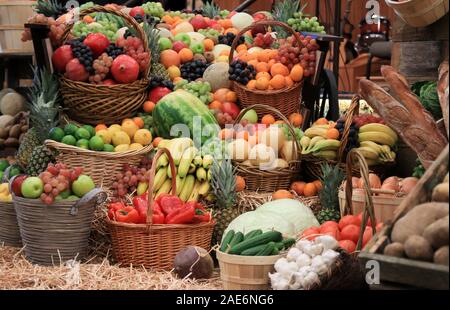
[232,79,304,95]
[107,218,216,230]
[13,195,80,206]
[59,76,150,89]
[233,160,301,173]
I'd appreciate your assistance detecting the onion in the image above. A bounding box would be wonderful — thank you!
[358,173,381,189]
[379,183,397,197]
[382,176,400,192]
[173,246,213,280]
[400,177,419,194]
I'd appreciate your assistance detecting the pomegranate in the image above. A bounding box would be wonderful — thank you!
[130,6,145,17]
[111,55,139,83]
[149,86,172,103]
[52,45,73,72]
[65,59,89,81]
[83,33,110,57]
[101,79,117,86]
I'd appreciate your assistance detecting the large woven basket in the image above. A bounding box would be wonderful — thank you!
[0,201,22,247]
[233,104,301,192]
[11,180,107,266]
[108,148,215,270]
[59,6,150,125]
[228,20,304,118]
[385,0,449,28]
[45,140,152,189]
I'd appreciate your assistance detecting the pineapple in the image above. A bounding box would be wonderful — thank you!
[272,0,302,38]
[34,0,67,19]
[210,158,242,245]
[16,67,59,176]
[316,163,345,224]
[202,1,221,19]
[143,22,170,80]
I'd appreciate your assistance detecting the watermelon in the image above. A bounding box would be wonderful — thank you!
[153,90,219,146]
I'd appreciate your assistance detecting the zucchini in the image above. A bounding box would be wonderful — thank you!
[219,230,235,252]
[256,242,276,256]
[229,231,282,255]
[240,244,268,256]
[244,229,263,240]
[226,232,244,253]
[275,241,285,251]
[282,238,296,249]
[271,246,279,256]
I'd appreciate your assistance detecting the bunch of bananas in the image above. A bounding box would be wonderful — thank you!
[153,138,212,202]
[300,125,341,160]
[357,124,398,166]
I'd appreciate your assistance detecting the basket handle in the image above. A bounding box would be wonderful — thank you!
[344,149,377,252]
[61,5,150,77]
[146,148,177,225]
[228,20,304,65]
[336,95,360,163]
[234,103,300,161]
[70,188,107,215]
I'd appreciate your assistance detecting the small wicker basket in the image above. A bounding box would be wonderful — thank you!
[228,20,304,118]
[0,201,22,247]
[59,6,150,125]
[233,104,301,192]
[45,140,152,189]
[108,148,215,270]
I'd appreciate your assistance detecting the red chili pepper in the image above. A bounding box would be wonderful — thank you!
[165,203,195,224]
[108,202,126,220]
[159,195,184,216]
[114,206,140,224]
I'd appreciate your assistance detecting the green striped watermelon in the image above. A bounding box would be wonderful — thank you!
[153,90,219,145]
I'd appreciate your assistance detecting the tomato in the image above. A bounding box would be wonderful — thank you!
[338,215,360,230]
[301,226,320,241]
[339,240,356,253]
[357,212,377,227]
[362,227,373,248]
[320,221,339,232]
[321,226,340,241]
[340,224,361,244]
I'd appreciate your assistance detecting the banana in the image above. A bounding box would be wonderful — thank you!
[180,175,195,202]
[365,158,380,167]
[306,139,340,154]
[177,146,198,178]
[188,180,202,202]
[193,155,203,167]
[157,139,170,149]
[196,167,207,182]
[302,136,324,154]
[359,123,398,142]
[156,139,174,168]
[189,163,197,174]
[168,138,194,166]
[359,141,383,154]
[357,147,380,160]
[311,124,331,129]
[205,193,215,202]
[207,169,211,181]
[304,127,328,139]
[202,154,214,169]
[153,168,168,192]
[358,132,396,147]
[176,175,185,196]
[300,136,311,150]
[156,179,172,198]
[313,150,337,160]
[390,151,397,160]
[198,181,210,196]
[167,165,177,179]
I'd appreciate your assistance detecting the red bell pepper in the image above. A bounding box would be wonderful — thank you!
[108,202,126,220]
[165,203,195,224]
[114,206,140,224]
[151,203,165,224]
[185,202,212,223]
[159,195,184,216]
[132,194,149,224]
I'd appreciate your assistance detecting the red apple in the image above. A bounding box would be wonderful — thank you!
[130,6,145,17]
[207,19,219,28]
[52,45,73,72]
[221,102,241,119]
[253,12,267,21]
[11,175,28,197]
[172,41,188,53]
[190,15,208,31]
[149,86,172,103]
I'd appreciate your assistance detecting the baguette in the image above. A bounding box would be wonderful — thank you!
[359,78,447,166]
[437,61,449,138]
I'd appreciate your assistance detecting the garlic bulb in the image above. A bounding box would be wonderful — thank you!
[315,235,339,251]
[295,253,311,268]
[287,247,302,262]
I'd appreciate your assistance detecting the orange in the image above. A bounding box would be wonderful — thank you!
[274,120,285,125]
[315,118,329,125]
[218,19,233,29]
[247,134,258,146]
[235,176,246,192]
[152,137,163,148]
[247,52,259,61]
[255,77,270,90]
[272,190,294,200]
[290,64,304,82]
[122,118,133,125]
[213,88,230,102]
[269,49,278,59]
[219,49,231,57]
[236,44,247,53]
[225,27,239,35]
[255,62,270,73]
[160,50,181,68]
[326,128,340,139]
[261,114,275,125]
[313,180,323,192]
[218,128,235,140]
[203,39,214,52]
[173,76,184,84]
[257,50,271,63]
[303,183,318,197]
[285,76,294,88]
[83,15,94,23]
[208,100,222,110]
[256,71,271,80]
[291,181,306,196]
[247,59,259,68]
[143,101,156,113]
[225,91,237,102]
[238,51,250,62]
[267,59,276,69]
[95,124,107,132]
[179,48,194,63]
[162,15,174,24]
[133,117,144,129]
[289,113,303,127]
[270,63,290,77]
[246,79,257,90]
[269,74,286,90]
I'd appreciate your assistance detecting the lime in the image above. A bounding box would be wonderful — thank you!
[9,165,22,177]
[0,159,9,172]
[64,124,79,136]
[66,195,79,201]
[75,127,91,140]
[103,144,115,152]
[76,139,89,149]
[49,127,65,142]
[89,136,104,151]
[62,135,77,146]
[60,189,71,199]
[82,125,96,137]
[55,195,63,202]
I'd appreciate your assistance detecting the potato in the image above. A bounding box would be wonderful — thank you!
[391,203,449,243]
[383,242,405,258]
[433,246,449,266]
[0,127,8,139]
[423,216,449,249]
[432,183,449,203]
[404,235,434,262]
[9,124,21,139]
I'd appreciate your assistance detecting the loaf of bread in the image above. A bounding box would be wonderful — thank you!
[437,62,449,138]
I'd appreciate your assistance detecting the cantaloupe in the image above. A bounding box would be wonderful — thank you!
[0,88,14,103]
[174,22,194,34]
[231,12,254,30]
[0,92,26,116]
[158,27,174,39]
[203,63,230,91]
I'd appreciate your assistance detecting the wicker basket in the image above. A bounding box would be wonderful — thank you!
[45,140,152,189]
[108,148,215,270]
[11,180,107,266]
[59,6,150,125]
[228,20,304,118]
[233,104,301,192]
[385,0,449,28]
[0,201,22,247]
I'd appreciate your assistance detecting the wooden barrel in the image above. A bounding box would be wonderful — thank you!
[216,250,280,290]
[386,0,449,28]
[0,1,34,54]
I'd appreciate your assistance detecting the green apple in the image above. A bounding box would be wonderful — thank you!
[242,109,258,124]
[190,43,204,54]
[21,177,44,199]
[55,195,63,202]
[103,144,115,152]
[174,33,191,46]
[75,128,91,140]
[64,123,78,136]
[158,37,173,51]
[0,159,9,172]
[89,136,104,151]
[72,175,95,198]
[82,125,96,137]
[0,171,4,182]
[62,135,77,146]
[9,165,22,177]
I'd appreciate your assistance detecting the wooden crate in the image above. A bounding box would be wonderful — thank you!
[0,1,34,54]
[359,145,449,290]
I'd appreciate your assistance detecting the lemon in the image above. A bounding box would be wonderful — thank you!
[129,143,144,150]
[96,129,111,144]
[115,144,130,152]
[133,129,152,145]
[112,131,131,146]
[168,65,181,80]
[121,120,139,138]
[108,124,122,135]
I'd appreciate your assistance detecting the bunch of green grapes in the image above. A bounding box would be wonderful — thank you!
[167,10,194,19]
[288,14,326,34]
[72,20,118,41]
[142,2,165,18]
[198,28,220,41]
[175,80,213,105]
[220,10,230,19]
[137,113,154,131]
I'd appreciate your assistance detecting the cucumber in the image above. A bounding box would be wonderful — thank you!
[275,241,285,251]
[226,232,244,253]
[219,230,235,252]
[271,246,279,255]
[244,229,262,240]
[240,244,268,256]
[282,238,296,249]
[229,231,282,255]
[256,242,276,256]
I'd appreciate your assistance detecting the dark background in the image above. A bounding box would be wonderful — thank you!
[58,0,187,11]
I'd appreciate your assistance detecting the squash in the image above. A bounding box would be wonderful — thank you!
[0,92,26,116]
[259,126,286,151]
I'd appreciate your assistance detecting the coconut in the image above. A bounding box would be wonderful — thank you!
[0,92,26,116]
[0,88,14,103]
[203,63,230,91]
[116,27,128,39]
[173,246,214,280]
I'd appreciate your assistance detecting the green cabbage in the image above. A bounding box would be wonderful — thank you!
[412,81,442,120]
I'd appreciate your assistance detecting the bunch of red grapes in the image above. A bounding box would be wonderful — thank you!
[353,114,385,128]
[116,36,150,73]
[39,163,83,205]
[283,34,320,78]
[253,33,274,48]
[276,43,301,70]
[21,14,66,47]
[111,158,152,200]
